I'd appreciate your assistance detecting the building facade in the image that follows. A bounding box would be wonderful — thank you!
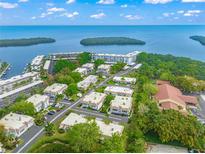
[81,92,106,110]
[0,80,43,108]
[110,96,132,116]
[92,51,140,65]
[104,86,133,97]
[77,75,98,91]
[0,113,34,137]
[27,94,50,112]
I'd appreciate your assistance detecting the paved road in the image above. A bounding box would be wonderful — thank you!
[72,107,128,123]
[13,64,136,153]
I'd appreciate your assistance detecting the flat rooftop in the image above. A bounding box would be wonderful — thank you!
[82,63,94,68]
[82,92,106,105]
[0,72,39,86]
[95,120,124,137]
[105,86,133,96]
[111,96,132,110]
[98,64,111,70]
[31,55,44,66]
[44,83,67,94]
[0,80,43,99]
[0,112,33,130]
[93,51,140,58]
[113,76,136,83]
[60,113,87,127]
[27,94,49,106]
[43,60,50,70]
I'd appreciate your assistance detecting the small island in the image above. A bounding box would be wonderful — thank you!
[0,37,56,47]
[80,37,146,46]
[190,35,205,46]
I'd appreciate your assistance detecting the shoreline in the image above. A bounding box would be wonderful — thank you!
[0,63,10,79]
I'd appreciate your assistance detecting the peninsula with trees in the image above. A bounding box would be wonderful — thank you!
[0,37,56,47]
[80,37,146,46]
[190,35,205,46]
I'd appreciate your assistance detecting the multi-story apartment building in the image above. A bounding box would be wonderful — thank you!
[0,112,34,137]
[110,96,132,116]
[104,86,133,97]
[27,94,50,112]
[0,72,40,95]
[81,92,106,110]
[44,83,68,98]
[0,80,44,107]
[92,51,140,65]
[77,75,98,91]
[97,64,111,76]
[30,55,44,71]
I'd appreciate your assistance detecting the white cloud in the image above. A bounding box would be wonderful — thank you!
[46,3,54,6]
[0,2,18,9]
[144,0,172,4]
[47,7,66,12]
[66,0,76,4]
[121,4,128,8]
[124,14,142,20]
[60,11,79,18]
[97,0,115,5]
[177,10,185,14]
[163,12,174,17]
[18,0,29,2]
[183,10,203,16]
[31,16,36,20]
[182,0,205,2]
[90,12,106,19]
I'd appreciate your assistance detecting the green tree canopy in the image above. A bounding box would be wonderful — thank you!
[9,100,36,116]
[94,59,105,69]
[66,122,100,152]
[65,83,78,97]
[69,72,82,83]
[100,133,126,153]
[54,60,76,73]
[78,52,91,65]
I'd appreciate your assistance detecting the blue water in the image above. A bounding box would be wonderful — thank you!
[0,25,205,78]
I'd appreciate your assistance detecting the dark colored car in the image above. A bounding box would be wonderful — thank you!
[47,110,56,115]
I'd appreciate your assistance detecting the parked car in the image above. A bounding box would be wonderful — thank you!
[47,110,56,115]
[188,148,200,153]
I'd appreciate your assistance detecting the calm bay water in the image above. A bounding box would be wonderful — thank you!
[0,25,205,78]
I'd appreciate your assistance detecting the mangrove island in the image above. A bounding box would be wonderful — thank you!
[190,35,205,46]
[0,37,56,47]
[80,37,146,46]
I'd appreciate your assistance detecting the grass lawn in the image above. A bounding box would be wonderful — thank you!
[27,111,71,153]
[145,131,185,148]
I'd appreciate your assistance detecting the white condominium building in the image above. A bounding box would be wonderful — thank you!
[27,94,50,112]
[77,75,98,91]
[43,60,51,71]
[97,64,111,75]
[31,55,44,71]
[60,113,87,129]
[104,86,133,97]
[113,76,136,84]
[0,112,34,137]
[92,51,140,66]
[0,72,40,95]
[110,96,132,116]
[60,112,124,137]
[74,67,88,77]
[0,80,43,108]
[50,52,82,61]
[82,63,94,72]
[44,83,68,98]
[81,92,106,110]
[95,120,124,137]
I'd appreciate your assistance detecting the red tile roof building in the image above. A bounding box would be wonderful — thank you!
[154,80,197,113]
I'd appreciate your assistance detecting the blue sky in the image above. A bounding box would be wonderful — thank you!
[0,0,205,25]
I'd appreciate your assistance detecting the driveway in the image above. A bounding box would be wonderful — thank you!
[147,144,187,153]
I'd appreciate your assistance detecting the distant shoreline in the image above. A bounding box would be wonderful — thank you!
[0,37,56,47]
[80,37,146,46]
[190,35,205,46]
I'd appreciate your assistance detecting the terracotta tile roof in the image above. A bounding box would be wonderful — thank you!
[155,80,198,111]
